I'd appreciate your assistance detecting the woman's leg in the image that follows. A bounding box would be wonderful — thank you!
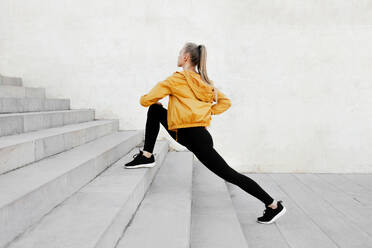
[143,104,178,154]
[182,127,274,206]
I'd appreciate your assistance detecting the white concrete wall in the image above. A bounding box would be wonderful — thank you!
[1,0,371,173]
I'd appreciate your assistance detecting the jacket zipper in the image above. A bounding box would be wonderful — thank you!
[175,129,178,142]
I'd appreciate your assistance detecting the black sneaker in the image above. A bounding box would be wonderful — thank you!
[124,149,157,169]
[257,200,286,224]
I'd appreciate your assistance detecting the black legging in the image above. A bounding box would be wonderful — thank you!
[143,103,274,206]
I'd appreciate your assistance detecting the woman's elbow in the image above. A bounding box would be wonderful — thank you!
[225,99,232,109]
[139,96,147,107]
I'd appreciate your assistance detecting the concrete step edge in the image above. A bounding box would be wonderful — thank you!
[0,108,92,117]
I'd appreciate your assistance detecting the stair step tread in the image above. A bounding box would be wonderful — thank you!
[0,109,91,117]
[0,85,42,89]
[0,97,68,101]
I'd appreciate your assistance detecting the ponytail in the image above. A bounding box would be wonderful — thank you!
[197,45,218,102]
[183,42,218,102]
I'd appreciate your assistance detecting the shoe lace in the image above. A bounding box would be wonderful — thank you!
[261,207,272,217]
[132,149,157,158]
[132,149,142,158]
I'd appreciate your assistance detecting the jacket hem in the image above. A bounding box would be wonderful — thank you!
[169,122,210,131]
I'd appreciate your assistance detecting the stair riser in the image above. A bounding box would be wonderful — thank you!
[0,98,70,113]
[0,86,45,98]
[0,110,94,137]
[0,131,143,248]
[0,75,22,86]
[0,120,119,174]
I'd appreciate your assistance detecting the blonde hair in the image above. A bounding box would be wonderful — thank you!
[183,42,218,102]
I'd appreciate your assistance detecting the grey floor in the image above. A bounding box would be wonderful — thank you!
[227,173,372,248]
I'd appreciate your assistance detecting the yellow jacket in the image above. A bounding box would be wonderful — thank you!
[140,69,231,135]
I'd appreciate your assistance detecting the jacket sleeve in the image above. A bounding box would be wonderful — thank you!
[211,88,232,115]
[139,74,174,107]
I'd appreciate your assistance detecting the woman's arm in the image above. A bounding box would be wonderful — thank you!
[139,75,174,107]
[211,88,232,115]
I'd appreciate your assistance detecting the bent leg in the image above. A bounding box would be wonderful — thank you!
[143,104,178,153]
[190,143,274,206]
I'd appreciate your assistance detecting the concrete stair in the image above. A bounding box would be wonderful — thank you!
[2,147,255,248]
[0,73,152,247]
[6,140,170,248]
[1,73,252,248]
[0,119,119,174]
[0,74,22,86]
[0,130,144,247]
[116,151,194,248]
[0,85,45,98]
[190,159,249,248]
[0,109,95,136]
[0,97,70,113]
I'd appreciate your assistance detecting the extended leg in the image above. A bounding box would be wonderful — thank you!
[190,144,274,206]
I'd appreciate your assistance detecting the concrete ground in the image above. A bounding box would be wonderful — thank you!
[227,173,372,248]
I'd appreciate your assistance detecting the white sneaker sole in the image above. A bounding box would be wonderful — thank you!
[257,206,287,224]
[124,162,156,169]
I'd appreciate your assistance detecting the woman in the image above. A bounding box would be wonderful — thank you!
[124,42,286,224]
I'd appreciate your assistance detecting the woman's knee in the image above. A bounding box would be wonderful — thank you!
[147,103,163,117]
